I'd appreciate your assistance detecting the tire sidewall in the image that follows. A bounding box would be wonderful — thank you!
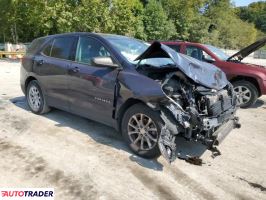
[233,80,258,108]
[121,103,162,158]
[26,80,45,114]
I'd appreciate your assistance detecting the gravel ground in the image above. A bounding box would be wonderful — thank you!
[0,59,266,200]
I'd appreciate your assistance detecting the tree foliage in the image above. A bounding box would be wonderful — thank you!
[108,0,143,37]
[202,0,258,48]
[143,0,175,40]
[71,0,110,33]
[236,1,266,33]
[0,0,263,49]
[162,0,208,41]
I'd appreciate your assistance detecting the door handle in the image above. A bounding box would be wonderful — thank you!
[69,67,80,73]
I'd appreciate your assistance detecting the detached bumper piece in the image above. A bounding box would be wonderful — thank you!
[158,127,176,163]
[197,116,241,148]
[212,117,241,146]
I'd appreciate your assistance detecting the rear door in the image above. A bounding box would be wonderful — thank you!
[34,36,77,111]
[68,36,119,126]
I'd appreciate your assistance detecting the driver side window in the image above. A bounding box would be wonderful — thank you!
[186,46,214,63]
[75,37,111,65]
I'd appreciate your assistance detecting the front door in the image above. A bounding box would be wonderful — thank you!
[185,45,216,63]
[68,36,119,126]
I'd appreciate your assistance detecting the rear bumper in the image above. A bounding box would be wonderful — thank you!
[20,65,27,94]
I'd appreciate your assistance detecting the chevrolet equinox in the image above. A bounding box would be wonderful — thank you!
[21,33,240,162]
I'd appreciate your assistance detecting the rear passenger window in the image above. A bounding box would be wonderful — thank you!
[167,44,180,52]
[26,38,46,55]
[45,37,76,60]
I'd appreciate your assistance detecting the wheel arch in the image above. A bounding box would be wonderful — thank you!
[116,98,147,133]
[230,76,261,96]
[25,76,37,91]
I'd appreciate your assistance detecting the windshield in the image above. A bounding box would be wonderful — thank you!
[104,35,149,62]
[204,44,229,61]
[104,35,175,67]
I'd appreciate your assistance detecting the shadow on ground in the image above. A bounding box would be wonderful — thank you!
[250,99,265,108]
[10,96,210,170]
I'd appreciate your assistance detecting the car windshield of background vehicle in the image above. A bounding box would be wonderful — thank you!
[204,44,230,61]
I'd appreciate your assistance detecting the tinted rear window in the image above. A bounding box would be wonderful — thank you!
[42,40,53,56]
[50,37,76,60]
[26,38,46,55]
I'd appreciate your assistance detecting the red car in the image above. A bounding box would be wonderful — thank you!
[162,38,266,108]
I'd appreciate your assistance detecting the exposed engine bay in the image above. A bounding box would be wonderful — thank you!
[137,64,241,162]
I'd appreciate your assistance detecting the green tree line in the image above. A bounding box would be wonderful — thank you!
[0,0,265,49]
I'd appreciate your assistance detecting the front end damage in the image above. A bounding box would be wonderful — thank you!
[136,42,241,162]
[147,72,240,163]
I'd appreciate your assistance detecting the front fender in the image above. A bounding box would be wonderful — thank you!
[117,70,165,103]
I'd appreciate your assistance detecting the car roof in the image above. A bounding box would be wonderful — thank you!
[38,32,132,40]
[161,41,204,46]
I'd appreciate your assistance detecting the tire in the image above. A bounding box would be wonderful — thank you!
[26,80,50,114]
[121,103,163,159]
[232,80,258,108]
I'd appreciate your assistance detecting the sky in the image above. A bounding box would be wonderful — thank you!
[232,0,265,7]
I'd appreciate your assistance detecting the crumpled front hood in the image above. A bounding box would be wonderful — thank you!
[135,42,228,90]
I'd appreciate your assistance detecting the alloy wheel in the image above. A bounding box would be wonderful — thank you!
[28,85,41,112]
[127,113,159,150]
[234,85,251,106]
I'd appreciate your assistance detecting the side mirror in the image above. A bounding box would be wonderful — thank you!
[92,56,119,68]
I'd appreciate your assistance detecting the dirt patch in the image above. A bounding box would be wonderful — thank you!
[0,113,29,132]
[0,139,98,200]
[167,166,216,200]
[130,167,179,200]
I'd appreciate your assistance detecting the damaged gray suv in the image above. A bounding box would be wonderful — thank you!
[21,33,240,162]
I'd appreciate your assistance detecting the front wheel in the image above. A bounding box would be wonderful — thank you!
[233,80,258,108]
[121,103,163,158]
[26,80,50,114]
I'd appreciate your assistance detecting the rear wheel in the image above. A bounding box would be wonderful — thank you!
[233,80,258,108]
[121,103,162,158]
[26,80,50,114]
